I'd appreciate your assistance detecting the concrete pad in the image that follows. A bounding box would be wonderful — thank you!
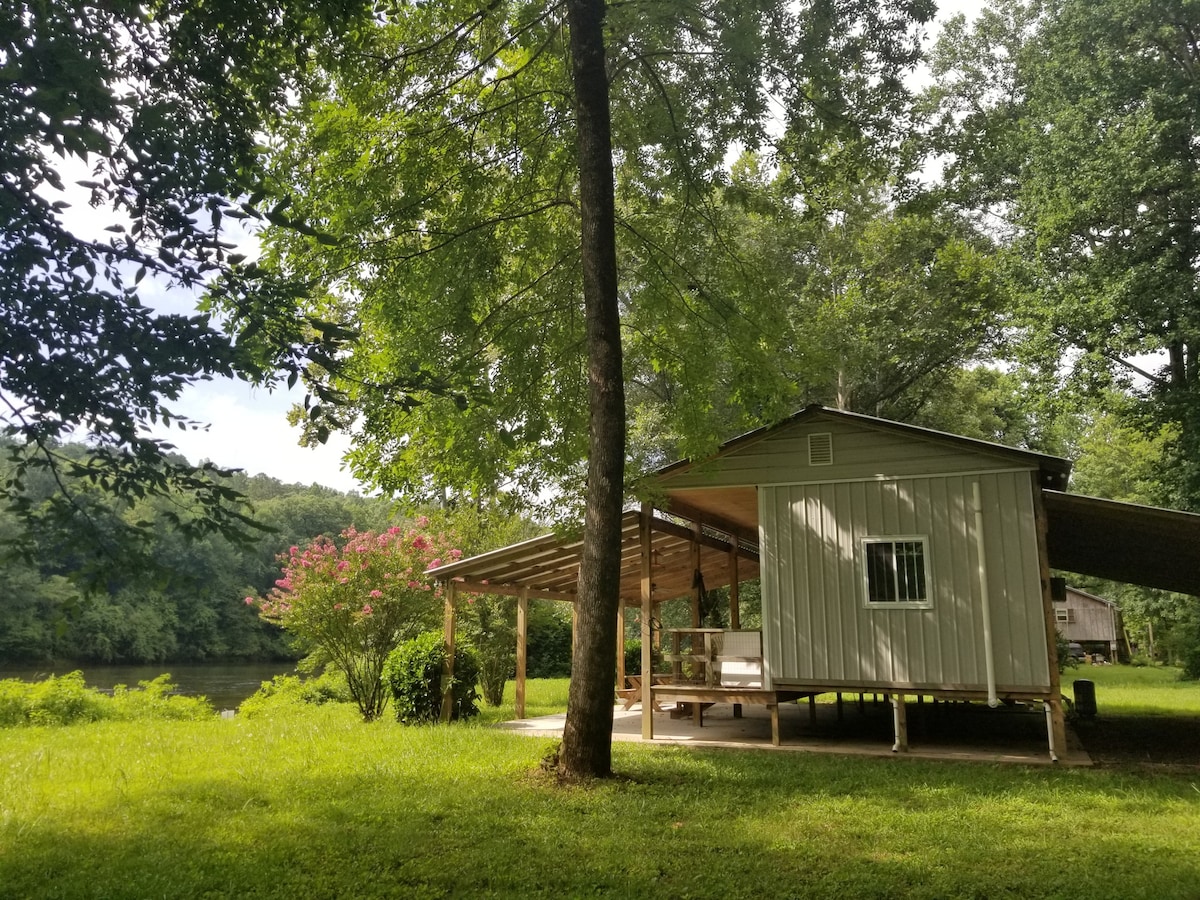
[494,697,1091,767]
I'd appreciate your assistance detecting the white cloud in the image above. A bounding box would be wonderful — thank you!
[153,378,366,494]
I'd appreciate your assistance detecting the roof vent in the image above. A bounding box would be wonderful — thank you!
[808,432,833,466]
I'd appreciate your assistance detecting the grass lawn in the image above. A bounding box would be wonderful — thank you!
[2,676,1199,899]
[1061,664,1200,715]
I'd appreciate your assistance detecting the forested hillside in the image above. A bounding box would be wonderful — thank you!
[0,442,390,664]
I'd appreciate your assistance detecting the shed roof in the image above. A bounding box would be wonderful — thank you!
[1043,491,1200,597]
[426,509,758,606]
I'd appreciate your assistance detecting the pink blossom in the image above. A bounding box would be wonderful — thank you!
[429,558,442,569]
[244,596,255,606]
[415,516,429,528]
[336,560,349,571]
[361,604,373,615]
[369,589,383,598]
[411,535,429,551]
[289,545,299,556]
[274,578,292,590]
[388,526,402,535]
[449,548,463,559]
[338,577,348,584]
[407,580,421,589]
[334,603,343,611]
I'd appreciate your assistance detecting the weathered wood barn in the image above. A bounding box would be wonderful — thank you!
[428,405,1200,760]
[1055,585,1124,662]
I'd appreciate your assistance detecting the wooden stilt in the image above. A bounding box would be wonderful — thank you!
[640,503,654,741]
[515,588,528,720]
[439,582,458,724]
[808,694,817,725]
[770,703,780,747]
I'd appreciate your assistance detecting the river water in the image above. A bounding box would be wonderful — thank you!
[0,661,298,710]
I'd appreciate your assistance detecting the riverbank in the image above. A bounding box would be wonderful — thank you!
[0,662,297,709]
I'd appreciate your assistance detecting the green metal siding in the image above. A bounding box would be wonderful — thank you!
[760,471,1051,693]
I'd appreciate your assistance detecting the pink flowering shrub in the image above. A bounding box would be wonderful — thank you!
[248,524,462,721]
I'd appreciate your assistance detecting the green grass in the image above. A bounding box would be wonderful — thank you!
[475,677,571,725]
[2,678,1199,899]
[1062,664,1200,715]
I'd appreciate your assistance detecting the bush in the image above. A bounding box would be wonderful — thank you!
[109,674,213,721]
[383,632,479,724]
[526,603,572,678]
[0,671,211,727]
[239,670,353,718]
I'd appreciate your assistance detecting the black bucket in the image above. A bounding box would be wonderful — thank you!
[1073,679,1097,718]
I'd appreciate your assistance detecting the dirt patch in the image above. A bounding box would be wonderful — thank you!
[1070,714,1200,770]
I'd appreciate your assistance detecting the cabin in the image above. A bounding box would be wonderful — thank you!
[427,405,1200,761]
[1054,584,1123,662]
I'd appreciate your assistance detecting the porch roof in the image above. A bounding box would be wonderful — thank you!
[425,508,758,605]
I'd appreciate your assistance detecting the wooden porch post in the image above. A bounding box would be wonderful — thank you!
[1032,476,1068,759]
[616,600,626,691]
[516,587,529,720]
[640,502,654,740]
[728,536,740,630]
[439,581,458,724]
[690,521,702,627]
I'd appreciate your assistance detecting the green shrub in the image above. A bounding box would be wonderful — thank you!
[239,670,352,718]
[109,675,213,721]
[0,671,211,726]
[383,632,479,724]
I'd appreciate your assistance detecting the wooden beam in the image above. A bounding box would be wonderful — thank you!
[616,600,626,692]
[729,535,740,630]
[440,581,458,724]
[1033,477,1068,759]
[516,587,528,720]
[690,521,702,628]
[451,580,575,603]
[646,514,760,561]
[640,502,654,740]
[660,496,758,545]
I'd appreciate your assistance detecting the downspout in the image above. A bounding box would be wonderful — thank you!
[972,481,1000,708]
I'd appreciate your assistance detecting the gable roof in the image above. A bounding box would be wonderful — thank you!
[653,404,1073,490]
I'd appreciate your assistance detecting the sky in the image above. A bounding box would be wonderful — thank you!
[58,2,986,497]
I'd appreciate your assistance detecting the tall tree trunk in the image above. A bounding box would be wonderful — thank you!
[558,0,625,781]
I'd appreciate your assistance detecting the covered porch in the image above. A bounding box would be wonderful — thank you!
[426,504,775,740]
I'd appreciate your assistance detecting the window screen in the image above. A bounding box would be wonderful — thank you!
[864,538,929,605]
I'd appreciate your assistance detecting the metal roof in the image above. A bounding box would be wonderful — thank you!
[1043,491,1200,597]
[426,509,758,605]
[654,404,1073,491]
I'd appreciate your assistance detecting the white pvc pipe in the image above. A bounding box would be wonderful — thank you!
[1043,701,1059,763]
[972,481,1000,708]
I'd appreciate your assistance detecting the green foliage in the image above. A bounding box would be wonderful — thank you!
[465,596,515,707]
[251,524,461,720]
[238,671,352,718]
[382,632,479,725]
[0,447,390,665]
[925,0,1200,507]
[525,601,573,678]
[250,2,936,508]
[0,1,370,565]
[0,671,211,727]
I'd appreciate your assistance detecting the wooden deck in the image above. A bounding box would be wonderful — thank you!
[651,684,813,746]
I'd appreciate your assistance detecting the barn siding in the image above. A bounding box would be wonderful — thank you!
[760,471,1051,693]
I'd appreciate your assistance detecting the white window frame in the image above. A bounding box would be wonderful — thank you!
[860,535,933,609]
[1055,606,1070,624]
